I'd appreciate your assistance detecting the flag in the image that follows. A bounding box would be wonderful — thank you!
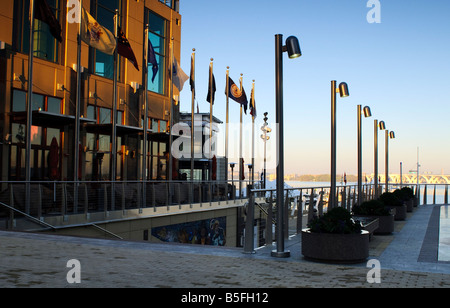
[190,53,195,97]
[147,38,158,83]
[171,58,189,91]
[240,158,245,180]
[206,64,216,104]
[117,27,139,70]
[226,76,248,114]
[35,0,62,43]
[80,8,116,55]
[250,86,257,118]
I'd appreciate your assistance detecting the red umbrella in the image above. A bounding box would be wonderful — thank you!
[212,155,217,180]
[48,137,59,180]
[240,158,245,180]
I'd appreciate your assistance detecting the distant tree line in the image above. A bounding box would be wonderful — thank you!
[293,174,358,182]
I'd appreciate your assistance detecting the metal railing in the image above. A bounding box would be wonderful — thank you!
[0,179,260,231]
[243,182,449,254]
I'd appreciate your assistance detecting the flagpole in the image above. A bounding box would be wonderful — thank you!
[190,49,195,182]
[209,58,214,181]
[111,9,119,211]
[239,73,243,199]
[74,0,83,211]
[225,66,230,183]
[142,24,149,205]
[25,0,36,214]
[251,80,255,185]
[169,37,174,184]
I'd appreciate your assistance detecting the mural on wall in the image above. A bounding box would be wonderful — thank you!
[151,217,226,246]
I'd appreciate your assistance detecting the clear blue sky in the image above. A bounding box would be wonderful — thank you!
[176,0,450,176]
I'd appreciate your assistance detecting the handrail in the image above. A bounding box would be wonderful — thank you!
[0,201,55,230]
[90,224,123,240]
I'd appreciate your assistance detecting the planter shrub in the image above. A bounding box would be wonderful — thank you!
[302,207,369,263]
[379,192,407,220]
[352,200,394,234]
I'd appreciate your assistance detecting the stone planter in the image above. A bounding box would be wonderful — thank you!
[405,199,414,212]
[387,204,407,221]
[355,214,394,235]
[301,229,369,263]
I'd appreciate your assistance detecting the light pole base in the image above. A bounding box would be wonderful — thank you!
[271,250,290,258]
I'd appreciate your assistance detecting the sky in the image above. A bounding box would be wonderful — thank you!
[175,0,450,177]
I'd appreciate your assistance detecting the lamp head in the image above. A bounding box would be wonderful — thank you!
[285,36,302,59]
[379,121,386,130]
[338,82,349,97]
[363,106,372,118]
[389,131,395,139]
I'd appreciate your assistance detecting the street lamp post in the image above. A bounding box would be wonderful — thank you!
[272,34,301,258]
[261,112,271,190]
[330,81,349,209]
[385,130,395,192]
[357,105,371,205]
[375,120,386,197]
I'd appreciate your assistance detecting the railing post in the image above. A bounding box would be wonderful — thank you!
[423,185,427,205]
[433,185,436,205]
[297,190,303,233]
[445,185,448,204]
[243,184,255,254]
[267,190,273,245]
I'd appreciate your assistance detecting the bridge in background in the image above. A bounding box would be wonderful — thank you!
[366,174,450,184]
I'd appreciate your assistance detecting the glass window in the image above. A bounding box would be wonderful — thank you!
[32,94,44,111]
[151,119,158,132]
[46,128,60,146]
[30,126,42,145]
[47,97,61,113]
[14,0,60,63]
[12,90,26,112]
[147,10,166,95]
[99,108,111,124]
[92,0,121,79]
[86,105,96,120]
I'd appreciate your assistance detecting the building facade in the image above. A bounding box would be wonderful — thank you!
[0,0,182,182]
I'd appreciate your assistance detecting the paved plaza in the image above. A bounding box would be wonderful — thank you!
[0,204,450,288]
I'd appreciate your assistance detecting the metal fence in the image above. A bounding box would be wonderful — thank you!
[243,183,449,253]
[0,179,260,227]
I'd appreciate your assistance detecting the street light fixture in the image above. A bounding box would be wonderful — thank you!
[272,34,302,258]
[261,112,271,190]
[330,80,350,209]
[357,105,371,206]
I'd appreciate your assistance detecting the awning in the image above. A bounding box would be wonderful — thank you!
[10,110,95,128]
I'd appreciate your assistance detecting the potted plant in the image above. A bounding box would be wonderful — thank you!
[302,207,369,263]
[393,187,415,212]
[379,192,407,220]
[352,199,395,234]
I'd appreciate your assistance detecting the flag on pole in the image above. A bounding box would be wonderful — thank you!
[206,64,216,104]
[190,53,195,97]
[80,8,116,55]
[147,38,158,83]
[171,58,189,91]
[117,27,139,70]
[250,85,256,118]
[226,76,248,114]
[35,0,62,42]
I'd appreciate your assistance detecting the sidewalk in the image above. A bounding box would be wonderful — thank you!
[0,204,449,288]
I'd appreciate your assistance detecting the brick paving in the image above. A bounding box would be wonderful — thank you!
[0,204,450,288]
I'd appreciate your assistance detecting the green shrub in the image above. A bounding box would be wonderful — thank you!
[353,199,390,216]
[379,192,403,207]
[393,187,414,201]
[308,207,362,234]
